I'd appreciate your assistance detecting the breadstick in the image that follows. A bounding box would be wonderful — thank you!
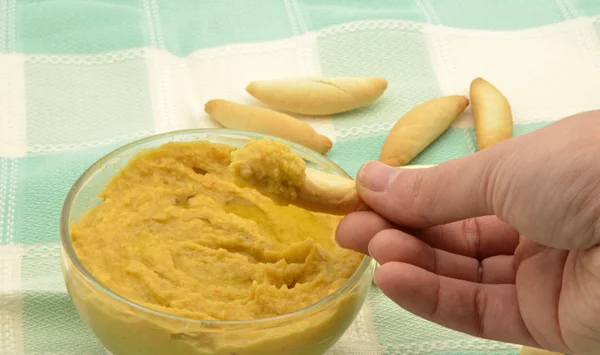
[204,99,332,154]
[470,77,513,150]
[379,95,469,166]
[246,77,388,116]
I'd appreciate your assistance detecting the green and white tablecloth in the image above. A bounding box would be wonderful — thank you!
[1,1,600,354]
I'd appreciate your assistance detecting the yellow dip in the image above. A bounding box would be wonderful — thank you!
[229,138,306,203]
[70,139,363,326]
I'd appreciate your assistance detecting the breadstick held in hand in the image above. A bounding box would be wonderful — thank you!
[229,138,364,215]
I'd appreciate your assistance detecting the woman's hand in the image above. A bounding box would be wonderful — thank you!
[336,110,600,354]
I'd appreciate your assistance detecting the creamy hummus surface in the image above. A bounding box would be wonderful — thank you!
[229,138,306,203]
[70,139,363,321]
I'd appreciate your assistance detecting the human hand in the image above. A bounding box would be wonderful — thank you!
[336,110,600,354]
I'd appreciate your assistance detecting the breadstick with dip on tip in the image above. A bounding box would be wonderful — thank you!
[246,77,388,116]
[379,95,469,166]
[205,99,332,154]
[470,77,513,150]
[229,138,360,215]
[229,138,434,216]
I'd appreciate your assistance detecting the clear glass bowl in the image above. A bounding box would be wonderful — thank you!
[60,129,376,355]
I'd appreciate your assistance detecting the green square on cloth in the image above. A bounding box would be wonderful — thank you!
[13,144,123,245]
[16,0,150,54]
[2,1,600,354]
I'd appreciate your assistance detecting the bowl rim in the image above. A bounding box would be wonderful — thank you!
[60,128,376,326]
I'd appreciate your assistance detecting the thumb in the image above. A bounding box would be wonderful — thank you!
[356,150,502,229]
[356,112,600,250]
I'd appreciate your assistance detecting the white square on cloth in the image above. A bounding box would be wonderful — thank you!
[0,244,24,355]
[0,54,27,158]
[424,17,600,128]
[327,298,384,355]
[145,33,338,143]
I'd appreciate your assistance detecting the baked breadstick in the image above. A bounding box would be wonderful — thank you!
[205,99,332,154]
[519,346,563,355]
[246,77,388,116]
[379,95,469,166]
[470,77,513,150]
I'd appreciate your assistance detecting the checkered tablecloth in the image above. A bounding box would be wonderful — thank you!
[1,1,600,354]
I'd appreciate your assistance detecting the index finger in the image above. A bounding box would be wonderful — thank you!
[414,216,520,259]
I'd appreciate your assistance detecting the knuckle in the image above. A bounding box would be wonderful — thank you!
[484,152,510,216]
[407,172,426,205]
[562,174,600,249]
[429,277,442,319]
[393,171,437,225]
[462,218,482,259]
[585,178,600,248]
[473,286,488,338]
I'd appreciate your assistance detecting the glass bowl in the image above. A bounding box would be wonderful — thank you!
[60,129,376,355]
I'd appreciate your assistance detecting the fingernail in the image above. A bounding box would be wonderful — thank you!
[372,264,382,287]
[367,239,380,263]
[358,161,398,192]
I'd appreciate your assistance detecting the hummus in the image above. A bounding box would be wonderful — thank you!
[229,138,306,204]
[70,140,363,323]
